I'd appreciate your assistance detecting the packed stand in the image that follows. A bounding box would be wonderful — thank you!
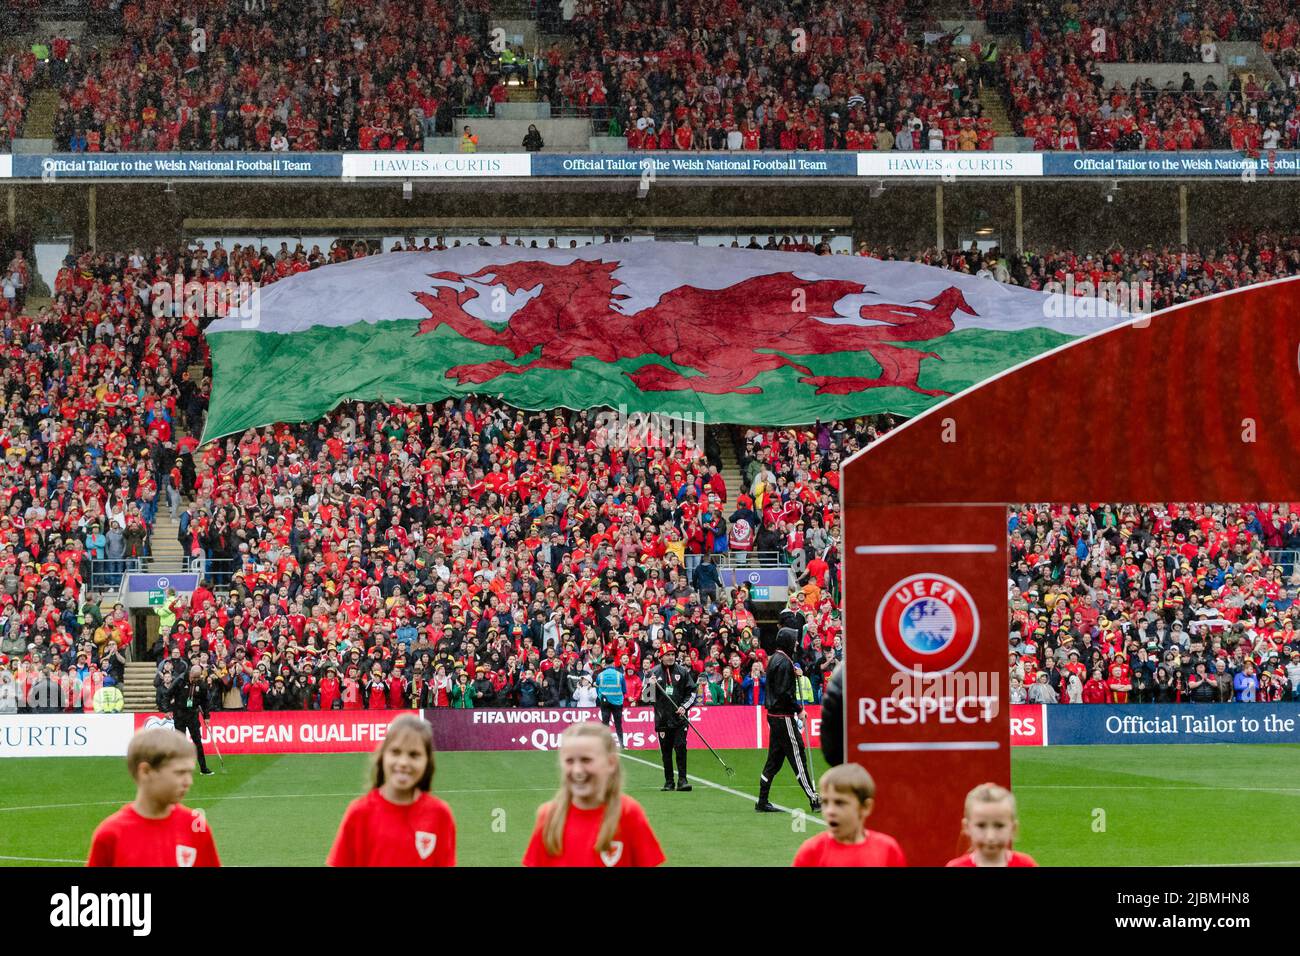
[2,231,851,714]
[18,0,1300,156]
[993,0,1278,64]
[1009,504,1300,705]
[130,396,848,715]
[5,232,1300,716]
[751,227,1300,312]
[997,0,1300,149]
[0,244,217,713]
[0,46,38,153]
[854,231,1300,311]
[51,0,491,153]
[540,0,996,151]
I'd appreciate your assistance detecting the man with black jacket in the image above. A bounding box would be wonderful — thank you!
[778,599,806,639]
[541,661,565,706]
[167,665,214,775]
[472,666,497,707]
[642,644,696,792]
[820,662,843,766]
[756,628,820,813]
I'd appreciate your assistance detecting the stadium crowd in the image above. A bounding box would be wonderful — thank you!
[3,0,1300,154]
[117,397,847,715]
[1008,504,1300,704]
[47,0,492,154]
[0,45,36,154]
[4,231,1300,716]
[862,232,1300,312]
[546,0,997,152]
[1004,0,1278,64]
[995,0,1300,150]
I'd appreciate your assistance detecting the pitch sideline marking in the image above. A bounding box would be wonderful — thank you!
[0,854,84,863]
[618,751,826,826]
[5,784,1294,814]
[0,786,564,814]
[4,759,833,819]
[1017,785,1300,793]
[0,780,699,815]
[1170,859,1300,867]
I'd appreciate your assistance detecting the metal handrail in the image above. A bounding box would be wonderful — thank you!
[86,557,146,593]
[1265,550,1300,575]
[174,558,238,590]
[714,550,789,568]
[115,557,240,591]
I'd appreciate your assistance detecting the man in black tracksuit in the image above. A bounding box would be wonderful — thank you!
[642,644,696,792]
[168,665,214,775]
[757,628,820,812]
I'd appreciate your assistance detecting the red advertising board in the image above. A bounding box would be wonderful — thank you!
[134,706,813,755]
[757,706,823,750]
[134,711,395,754]
[1010,704,1045,746]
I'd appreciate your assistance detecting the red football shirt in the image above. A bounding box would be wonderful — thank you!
[87,804,221,867]
[945,850,1038,867]
[522,795,665,868]
[792,829,907,867]
[327,789,457,867]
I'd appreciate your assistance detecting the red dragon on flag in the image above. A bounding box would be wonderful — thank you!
[204,244,1087,442]
[413,259,976,396]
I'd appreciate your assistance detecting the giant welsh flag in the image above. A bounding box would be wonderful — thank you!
[203,244,1123,442]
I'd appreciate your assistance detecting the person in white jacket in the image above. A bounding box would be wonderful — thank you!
[571,674,599,708]
[1067,673,1083,704]
[542,612,561,651]
[0,669,18,714]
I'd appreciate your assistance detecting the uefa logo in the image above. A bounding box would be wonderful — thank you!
[875,573,979,675]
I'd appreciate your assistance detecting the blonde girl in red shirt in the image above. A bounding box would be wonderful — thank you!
[523,722,664,867]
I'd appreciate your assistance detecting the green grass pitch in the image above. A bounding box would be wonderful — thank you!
[4,746,1299,867]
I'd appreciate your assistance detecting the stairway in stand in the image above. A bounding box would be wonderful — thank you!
[122,661,158,713]
[146,403,196,574]
[978,85,1015,136]
[716,429,745,503]
[148,508,186,572]
[22,88,61,139]
[118,400,205,711]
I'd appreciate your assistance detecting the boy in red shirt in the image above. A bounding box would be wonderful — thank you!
[523,722,664,867]
[792,763,906,867]
[327,715,457,866]
[87,728,221,867]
